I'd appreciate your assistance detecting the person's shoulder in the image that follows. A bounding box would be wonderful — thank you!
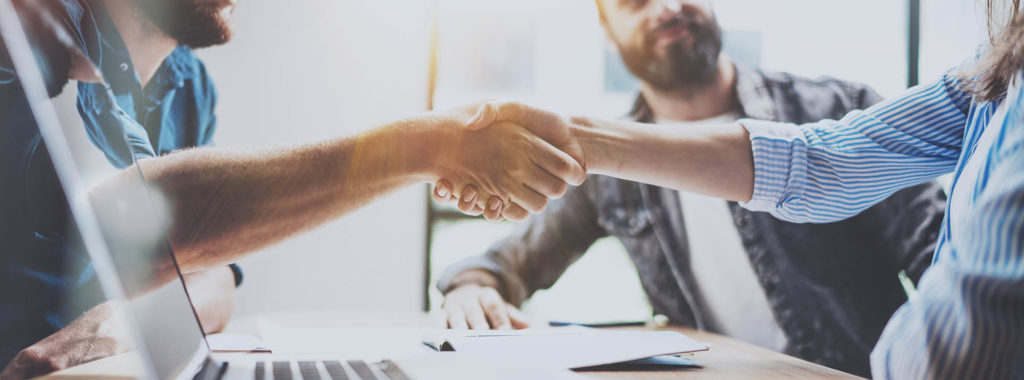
[760,70,879,101]
[753,69,884,117]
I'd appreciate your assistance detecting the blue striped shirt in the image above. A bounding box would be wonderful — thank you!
[739,66,1024,379]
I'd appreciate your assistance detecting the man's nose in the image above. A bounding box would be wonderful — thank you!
[653,0,683,23]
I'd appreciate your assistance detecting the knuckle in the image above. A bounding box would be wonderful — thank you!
[506,208,527,221]
[42,357,63,372]
[532,198,548,212]
[504,161,521,174]
[506,101,525,113]
[483,305,504,316]
[553,158,573,175]
[553,181,569,197]
[481,286,501,298]
[17,347,44,362]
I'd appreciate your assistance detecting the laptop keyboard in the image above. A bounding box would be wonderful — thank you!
[250,360,409,380]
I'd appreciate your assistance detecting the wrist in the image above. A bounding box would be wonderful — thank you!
[393,114,453,182]
[569,116,621,174]
[445,269,500,295]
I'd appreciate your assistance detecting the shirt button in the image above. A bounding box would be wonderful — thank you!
[119,63,129,71]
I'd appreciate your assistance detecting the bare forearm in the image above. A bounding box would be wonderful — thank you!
[138,117,437,272]
[571,117,755,202]
[182,267,237,333]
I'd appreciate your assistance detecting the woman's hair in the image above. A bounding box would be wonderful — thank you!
[965,0,1024,101]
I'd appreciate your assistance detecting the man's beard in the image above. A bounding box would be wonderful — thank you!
[137,0,235,49]
[618,12,723,92]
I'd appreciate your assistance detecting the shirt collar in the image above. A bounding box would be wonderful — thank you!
[628,62,777,122]
[90,0,193,96]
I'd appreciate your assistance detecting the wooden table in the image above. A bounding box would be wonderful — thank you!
[39,311,861,379]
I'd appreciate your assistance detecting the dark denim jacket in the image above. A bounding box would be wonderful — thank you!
[438,65,947,377]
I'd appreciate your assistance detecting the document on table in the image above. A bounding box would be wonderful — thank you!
[205,333,269,352]
[259,318,707,369]
[258,318,436,359]
[422,328,708,369]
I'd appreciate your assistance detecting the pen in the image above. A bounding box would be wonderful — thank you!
[548,320,647,328]
[549,315,669,328]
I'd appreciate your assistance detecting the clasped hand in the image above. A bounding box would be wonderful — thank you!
[433,101,585,221]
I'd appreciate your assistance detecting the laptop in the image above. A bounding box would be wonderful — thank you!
[1,3,585,379]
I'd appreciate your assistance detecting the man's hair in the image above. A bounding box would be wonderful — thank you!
[964,0,1024,101]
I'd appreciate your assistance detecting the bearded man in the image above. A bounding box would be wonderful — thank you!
[0,0,244,377]
[434,0,948,376]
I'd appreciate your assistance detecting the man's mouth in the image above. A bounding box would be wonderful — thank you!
[651,18,693,48]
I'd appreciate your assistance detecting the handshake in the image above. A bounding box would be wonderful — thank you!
[428,101,597,221]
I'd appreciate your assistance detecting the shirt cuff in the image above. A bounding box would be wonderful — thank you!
[737,119,808,213]
[435,256,505,295]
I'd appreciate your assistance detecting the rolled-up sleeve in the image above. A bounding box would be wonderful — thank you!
[739,71,971,223]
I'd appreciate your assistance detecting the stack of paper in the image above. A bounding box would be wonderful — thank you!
[259,318,708,370]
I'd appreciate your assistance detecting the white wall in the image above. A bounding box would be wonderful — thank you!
[196,0,433,317]
[920,0,988,81]
[714,0,908,97]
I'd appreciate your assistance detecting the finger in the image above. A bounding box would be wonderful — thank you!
[508,184,548,214]
[529,137,587,186]
[523,163,570,199]
[479,288,512,329]
[460,203,484,217]
[465,101,499,131]
[430,310,448,329]
[457,185,479,213]
[507,306,532,329]
[461,301,491,330]
[433,179,453,203]
[466,101,538,131]
[502,202,530,221]
[0,361,26,380]
[484,197,503,221]
[489,102,568,144]
[445,307,469,330]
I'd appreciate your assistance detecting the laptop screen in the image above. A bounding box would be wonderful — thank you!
[0,1,211,378]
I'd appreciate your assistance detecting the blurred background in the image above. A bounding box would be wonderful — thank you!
[155,0,987,323]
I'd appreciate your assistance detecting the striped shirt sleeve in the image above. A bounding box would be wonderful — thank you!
[739,71,971,223]
[870,83,1024,380]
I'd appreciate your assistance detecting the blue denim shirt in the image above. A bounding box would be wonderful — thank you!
[0,0,217,364]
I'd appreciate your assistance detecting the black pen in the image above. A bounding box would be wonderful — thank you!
[548,320,647,328]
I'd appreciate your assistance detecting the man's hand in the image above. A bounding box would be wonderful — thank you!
[435,101,589,221]
[0,303,130,380]
[441,284,530,330]
[428,103,586,218]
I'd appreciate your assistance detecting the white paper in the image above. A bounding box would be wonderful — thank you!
[438,329,708,369]
[205,333,269,352]
[259,318,707,370]
[258,318,436,359]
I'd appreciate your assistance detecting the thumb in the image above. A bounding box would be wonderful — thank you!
[464,102,499,131]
